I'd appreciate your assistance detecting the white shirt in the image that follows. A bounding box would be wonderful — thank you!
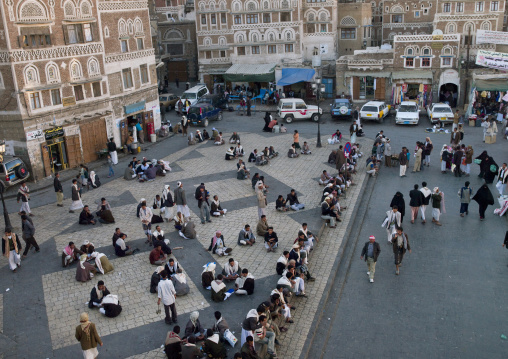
[139,207,153,223]
[158,279,176,305]
[116,238,126,251]
[153,229,164,238]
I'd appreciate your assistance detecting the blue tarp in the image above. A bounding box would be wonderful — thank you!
[277,68,316,86]
[124,101,146,115]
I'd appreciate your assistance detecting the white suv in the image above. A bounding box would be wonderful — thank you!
[277,99,322,123]
[360,101,390,123]
[395,101,420,125]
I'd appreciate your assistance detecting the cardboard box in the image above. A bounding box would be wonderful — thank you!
[469,119,475,127]
[485,135,496,144]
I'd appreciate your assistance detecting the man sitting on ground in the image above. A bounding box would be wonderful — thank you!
[149,244,167,265]
[211,195,227,217]
[222,258,241,281]
[319,170,333,185]
[299,223,318,253]
[235,268,255,295]
[211,274,227,302]
[79,205,95,225]
[62,241,84,267]
[238,224,256,246]
[88,280,110,308]
[256,215,269,236]
[287,144,299,158]
[276,251,289,275]
[301,141,311,155]
[203,328,227,359]
[286,189,305,211]
[115,234,137,257]
[264,227,278,252]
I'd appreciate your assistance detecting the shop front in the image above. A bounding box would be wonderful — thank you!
[224,63,277,97]
[391,70,433,108]
[344,71,391,101]
[276,68,316,99]
[41,127,68,176]
[466,75,508,118]
[124,101,154,143]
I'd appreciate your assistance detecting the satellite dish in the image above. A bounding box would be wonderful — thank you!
[432,29,443,35]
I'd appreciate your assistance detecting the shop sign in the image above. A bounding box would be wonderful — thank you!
[476,30,508,45]
[431,43,443,50]
[45,126,65,140]
[401,83,408,93]
[62,96,76,107]
[476,49,508,70]
[26,129,44,141]
[432,34,443,41]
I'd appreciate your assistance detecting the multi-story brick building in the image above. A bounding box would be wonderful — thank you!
[154,0,198,84]
[0,0,159,180]
[195,0,337,98]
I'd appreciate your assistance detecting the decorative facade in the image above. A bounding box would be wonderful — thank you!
[0,0,159,180]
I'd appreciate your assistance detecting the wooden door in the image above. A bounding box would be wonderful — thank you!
[374,78,386,101]
[65,135,82,169]
[41,143,52,177]
[119,119,128,146]
[352,77,360,100]
[80,118,108,163]
[167,61,188,82]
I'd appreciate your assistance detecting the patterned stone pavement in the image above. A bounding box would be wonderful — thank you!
[0,130,371,358]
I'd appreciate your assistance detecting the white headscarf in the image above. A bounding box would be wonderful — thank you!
[162,185,170,202]
[190,311,199,327]
[79,254,87,270]
[89,171,97,186]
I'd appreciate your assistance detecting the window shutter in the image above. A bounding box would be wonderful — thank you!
[91,22,99,42]
[62,25,69,45]
[76,24,84,43]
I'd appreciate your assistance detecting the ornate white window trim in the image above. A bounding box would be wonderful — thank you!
[45,61,60,83]
[24,64,40,86]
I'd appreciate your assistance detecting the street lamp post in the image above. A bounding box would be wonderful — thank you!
[312,78,326,148]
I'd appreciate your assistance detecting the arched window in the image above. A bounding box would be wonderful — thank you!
[281,0,289,8]
[24,65,40,85]
[233,2,240,11]
[209,1,216,10]
[247,2,256,10]
[252,34,258,42]
[127,20,134,35]
[118,19,127,36]
[19,0,48,21]
[164,29,184,40]
[269,33,275,41]
[219,37,226,45]
[308,13,315,21]
[238,34,244,43]
[422,47,431,56]
[69,60,83,81]
[446,23,455,34]
[80,1,92,17]
[391,5,403,12]
[286,31,292,40]
[46,62,60,83]
[443,46,452,55]
[219,1,226,10]
[319,12,326,21]
[199,2,205,10]
[263,1,269,9]
[463,22,474,33]
[63,1,75,17]
[406,47,413,56]
[340,16,356,26]
[204,37,211,45]
[481,21,491,30]
[87,57,100,77]
[134,18,143,34]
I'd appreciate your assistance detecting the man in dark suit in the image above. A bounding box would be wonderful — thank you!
[360,235,381,283]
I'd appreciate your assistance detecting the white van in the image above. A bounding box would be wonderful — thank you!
[180,84,209,112]
[395,101,420,125]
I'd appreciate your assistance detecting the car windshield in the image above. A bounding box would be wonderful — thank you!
[5,159,22,171]
[159,97,167,101]
[188,107,201,115]
[433,107,450,113]
[334,102,350,109]
[198,98,212,104]
[362,106,378,112]
[181,93,197,99]
[399,105,417,112]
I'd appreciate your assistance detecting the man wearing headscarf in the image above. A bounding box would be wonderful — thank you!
[80,240,95,254]
[208,231,232,256]
[158,270,177,325]
[76,254,97,282]
[382,206,401,243]
[212,311,230,342]
[185,311,205,340]
[172,268,190,296]
[174,181,191,219]
[211,274,227,302]
[201,262,216,288]
[91,252,113,274]
[162,185,175,222]
[150,266,164,293]
[62,241,84,267]
[75,312,102,359]
[473,183,495,220]
[423,137,433,167]
[164,326,183,359]
[88,280,110,308]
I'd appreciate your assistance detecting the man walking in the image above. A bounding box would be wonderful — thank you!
[431,187,444,226]
[360,235,381,283]
[412,144,422,172]
[17,182,32,216]
[409,184,424,224]
[382,206,401,243]
[139,201,153,245]
[496,163,508,196]
[158,270,178,325]
[384,139,392,167]
[458,181,472,217]
[391,226,411,276]
[21,214,39,258]
[452,145,463,177]
[420,182,431,224]
[2,228,22,272]
[107,138,118,165]
[195,184,211,224]
[54,172,64,207]
[399,147,408,177]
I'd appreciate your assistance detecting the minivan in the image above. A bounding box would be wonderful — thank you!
[180,84,209,112]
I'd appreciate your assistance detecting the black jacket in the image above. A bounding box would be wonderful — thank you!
[89,286,111,308]
[390,192,406,216]
[107,141,117,152]
[150,272,160,293]
[54,178,63,192]
[360,241,381,262]
[286,193,300,205]
[409,189,424,207]
[2,233,22,255]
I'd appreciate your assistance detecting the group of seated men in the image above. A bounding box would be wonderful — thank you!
[124,156,171,182]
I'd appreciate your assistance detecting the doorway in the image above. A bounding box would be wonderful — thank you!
[359,77,375,100]
[46,137,68,173]
[439,83,458,107]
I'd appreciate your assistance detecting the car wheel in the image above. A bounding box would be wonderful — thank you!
[311,113,320,122]
[285,115,294,123]
[204,119,209,127]
[217,112,223,121]
[15,165,28,179]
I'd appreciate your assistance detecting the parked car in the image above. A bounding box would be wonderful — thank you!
[187,103,223,127]
[360,101,390,123]
[180,84,210,113]
[197,94,229,110]
[0,156,30,187]
[277,98,322,123]
[426,103,454,125]
[159,93,180,110]
[395,101,420,125]
[330,99,354,120]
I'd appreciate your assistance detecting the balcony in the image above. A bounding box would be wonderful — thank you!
[198,57,231,65]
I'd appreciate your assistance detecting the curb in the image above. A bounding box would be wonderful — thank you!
[301,172,377,359]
